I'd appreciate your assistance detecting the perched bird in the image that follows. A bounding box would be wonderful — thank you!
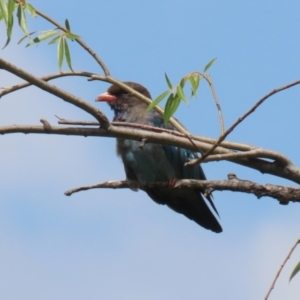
[96,82,222,233]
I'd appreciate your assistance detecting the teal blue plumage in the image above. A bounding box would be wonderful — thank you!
[97,82,222,233]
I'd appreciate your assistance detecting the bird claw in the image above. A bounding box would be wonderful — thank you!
[167,178,178,188]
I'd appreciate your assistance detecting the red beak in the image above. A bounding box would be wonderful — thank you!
[95,92,117,102]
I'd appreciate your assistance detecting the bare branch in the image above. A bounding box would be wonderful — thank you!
[34,8,110,76]
[187,78,300,166]
[56,117,259,152]
[1,123,300,184]
[203,73,225,135]
[0,71,97,98]
[185,72,225,135]
[56,118,292,166]
[265,239,300,300]
[0,58,110,129]
[202,148,292,165]
[65,180,131,195]
[65,175,300,204]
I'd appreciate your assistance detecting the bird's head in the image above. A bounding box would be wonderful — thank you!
[96,82,152,122]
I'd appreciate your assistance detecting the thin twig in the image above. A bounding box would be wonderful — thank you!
[0,71,98,98]
[265,239,300,300]
[58,118,201,139]
[56,118,292,165]
[204,73,225,135]
[187,79,300,166]
[202,148,292,165]
[35,8,110,76]
[186,72,225,135]
[56,117,258,152]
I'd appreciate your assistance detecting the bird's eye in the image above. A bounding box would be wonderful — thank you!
[123,92,131,97]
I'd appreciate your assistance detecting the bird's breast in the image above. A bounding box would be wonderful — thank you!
[117,138,175,184]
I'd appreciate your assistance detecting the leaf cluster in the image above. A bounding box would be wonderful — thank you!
[0,1,79,70]
[19,19,79,70]
[0,0,35,47]
[147,58,216,124]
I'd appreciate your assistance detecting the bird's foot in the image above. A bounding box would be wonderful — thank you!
[167,178,178,188]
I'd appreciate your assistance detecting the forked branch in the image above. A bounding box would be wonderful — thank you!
[0,57,110,129]
[187,79,300,166]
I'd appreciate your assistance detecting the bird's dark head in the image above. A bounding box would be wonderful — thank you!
[96,82,152,121]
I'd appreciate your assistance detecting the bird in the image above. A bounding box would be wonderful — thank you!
[96,82,222,233]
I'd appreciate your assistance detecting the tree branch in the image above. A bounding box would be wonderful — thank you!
[0,58,110,129]
[202,148,292,165]
[64,175,300,204]
[56,117,261,152]
[1,123,300,185]
[56,118,292,166]
[187,79,300,166]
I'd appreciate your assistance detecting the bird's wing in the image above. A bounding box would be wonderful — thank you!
[148,112,219,216]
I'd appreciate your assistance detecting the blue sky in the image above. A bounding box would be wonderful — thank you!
[0,1,300,299]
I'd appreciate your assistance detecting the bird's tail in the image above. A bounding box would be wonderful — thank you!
[146,187,222,233]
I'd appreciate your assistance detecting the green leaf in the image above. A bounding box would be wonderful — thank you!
[195,74,201,90]
[163,94,181,124]
[165,73,172,89]
[146,90,169,112]
[18,31,36,44]
[203,57,217,73]
[25,3,36,17]
[170,94,181,115]
[176,84,188,104]
[3,16,13,48]
[7,0,14,17]
[17,4,28,35]
[0,10,3,20]
[0,0,8,24]
[189,76,197,97]
[57,35,65,69]
[48,34,60,45]
[164,94,174,124]
[26,30,59,46]
[64,38,73,71]
[65,19,70,31]
[65,32,80,40]
[179,77,186,88]
[290,261,300,281]
[2,0,15,48]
